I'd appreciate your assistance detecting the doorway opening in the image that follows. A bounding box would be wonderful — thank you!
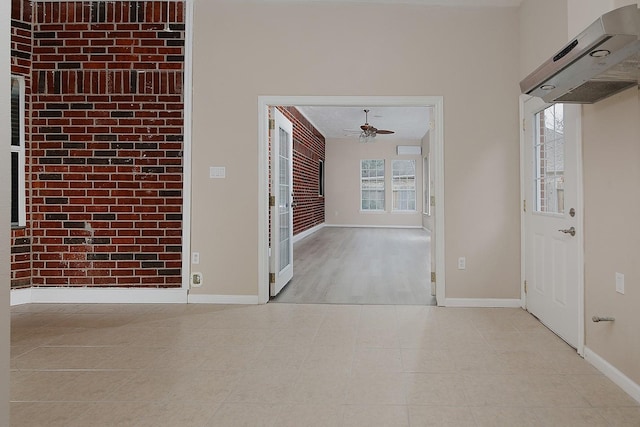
[258,96,445,306]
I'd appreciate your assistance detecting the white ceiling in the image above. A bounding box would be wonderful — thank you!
[296,106,432,141]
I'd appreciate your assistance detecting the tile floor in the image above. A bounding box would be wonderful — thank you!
[9,303,640,426]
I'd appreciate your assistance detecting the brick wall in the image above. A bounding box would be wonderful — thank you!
[11,1,185,288]
[11,0,33,288]
[277,107,325,235]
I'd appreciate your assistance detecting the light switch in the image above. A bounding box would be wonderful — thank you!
[615,272,624,295]
[210,166,226,179]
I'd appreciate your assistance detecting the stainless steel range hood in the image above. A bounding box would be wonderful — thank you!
[520,5,639,104]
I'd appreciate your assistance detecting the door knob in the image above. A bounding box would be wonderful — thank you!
[558,226,576,236]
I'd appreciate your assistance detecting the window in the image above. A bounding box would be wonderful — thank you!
[392,159,416,211]
[423,156,430,215]
[534,103,564,214]
[11,76,26,227]
[318,159,325,197]
[360,159,385,211]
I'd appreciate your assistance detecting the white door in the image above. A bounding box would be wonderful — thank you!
[523,97,583,349]
[270,108,294,296]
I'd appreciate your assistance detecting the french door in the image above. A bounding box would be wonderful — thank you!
[270,108,294,296]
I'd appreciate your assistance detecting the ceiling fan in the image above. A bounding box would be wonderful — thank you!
[356,109,395,143]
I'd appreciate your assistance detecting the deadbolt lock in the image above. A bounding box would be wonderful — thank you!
[569,208,576,217]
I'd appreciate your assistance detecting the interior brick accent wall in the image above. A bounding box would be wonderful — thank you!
[11,0,34,288]
[11,1,185,288]
[277,107,325,235]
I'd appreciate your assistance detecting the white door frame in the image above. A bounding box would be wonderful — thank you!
[519,94,585,356]
[257,96,445,305]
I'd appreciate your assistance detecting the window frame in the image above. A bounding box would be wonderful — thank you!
[318,159,325,197]
[360,159,385,212]
[392,159,417,212]
[11,75,26,228]
[422,156,430,216]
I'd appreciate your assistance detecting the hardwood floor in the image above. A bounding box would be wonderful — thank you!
[272,227,435,305]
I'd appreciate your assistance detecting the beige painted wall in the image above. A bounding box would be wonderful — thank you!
[325,138,423,227]
[583,88,640,386]
[1,0,11,422]
[190,1,521,299]
[519,0,568,79]
[520,0,640,386]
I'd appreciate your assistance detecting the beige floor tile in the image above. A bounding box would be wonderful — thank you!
[301,345,354,373]
[345,372,407,405]
[10,402,90,427]
[13,346,122,370]
[164,369,244,403]
[353,347,403,373]
[597,407,640,426]
[198,344,263,371]
[226,368,299,404]
[68,401,218,427]
[405,373,467,406]
[462,374,527,407]
[568,374,640,407]
[313,327,358,347]
[400,348,456,373]
[356,326,401,349]
[274,404,344,427]
[290,370,349,404]
[342,404,409,427]
[268,328,318,346]
[517,374,592,407]
[206,403,282,427]
[410,405,477,426]
[256,344,311,372]
[8,303,640,427]
[95,345,168,370]
[12,370,132,402]
[471,407,543,427]
[536,407,610,427]
[104,369,183,401]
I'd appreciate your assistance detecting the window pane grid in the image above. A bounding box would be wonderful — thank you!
[534,104,565,214]
[392,160,416,212]
[361,159,385,211]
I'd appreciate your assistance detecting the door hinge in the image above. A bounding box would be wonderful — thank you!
[430,196,435,207]
[524,280,528,294]
[269,273,275,284]
[269,118,275,130]
[522,118,526,132]
[523,199,526,212]
[269,195,275,207]
[431,272,436,283]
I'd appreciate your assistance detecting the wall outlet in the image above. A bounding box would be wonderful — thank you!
[458,257,466,270]
[192,272,203,288]
[615,272,624,295]
[192,252,200,265]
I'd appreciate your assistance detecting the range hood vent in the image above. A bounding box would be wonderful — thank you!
[520,5,639,104]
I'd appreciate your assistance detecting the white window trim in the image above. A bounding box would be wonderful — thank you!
[360,159,385,212]
[423,155,431,216]
[392,159,417,212]
[11,75,26,228]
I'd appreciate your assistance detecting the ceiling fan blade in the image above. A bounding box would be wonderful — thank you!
[375,129,395,135]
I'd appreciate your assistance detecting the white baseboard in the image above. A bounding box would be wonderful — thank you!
[443,298,523,308]
[584,346,640,404]
[19,287,188,304]
[10,288,32,306]
[292,223,325,244]
[325,224,423,229]
[187,293,259,304]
